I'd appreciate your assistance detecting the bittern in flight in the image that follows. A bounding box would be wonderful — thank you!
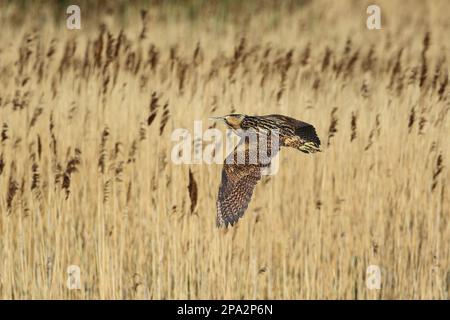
[210,114,321,228]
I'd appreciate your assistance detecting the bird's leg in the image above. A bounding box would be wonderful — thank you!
[298,141,321,154]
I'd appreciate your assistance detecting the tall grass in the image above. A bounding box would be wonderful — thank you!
[0,0,449,299]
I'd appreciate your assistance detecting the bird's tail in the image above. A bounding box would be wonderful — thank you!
[294,124,321,154]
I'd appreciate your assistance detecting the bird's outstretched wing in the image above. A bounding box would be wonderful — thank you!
[216,136,278,227]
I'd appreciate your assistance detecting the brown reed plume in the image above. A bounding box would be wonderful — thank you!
[147,92,160,126]
[1,123,8,143]
[350,111,358,142]
[98,127,110,174]
[431,153,444,192]
[6,162,19,210]
[0,1,449,300]
[61,148,81,199]
[159,102,170,135]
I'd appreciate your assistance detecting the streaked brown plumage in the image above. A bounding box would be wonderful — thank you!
[210,114,321,228]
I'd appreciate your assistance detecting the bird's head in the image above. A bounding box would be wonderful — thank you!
[209,114,246,130]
